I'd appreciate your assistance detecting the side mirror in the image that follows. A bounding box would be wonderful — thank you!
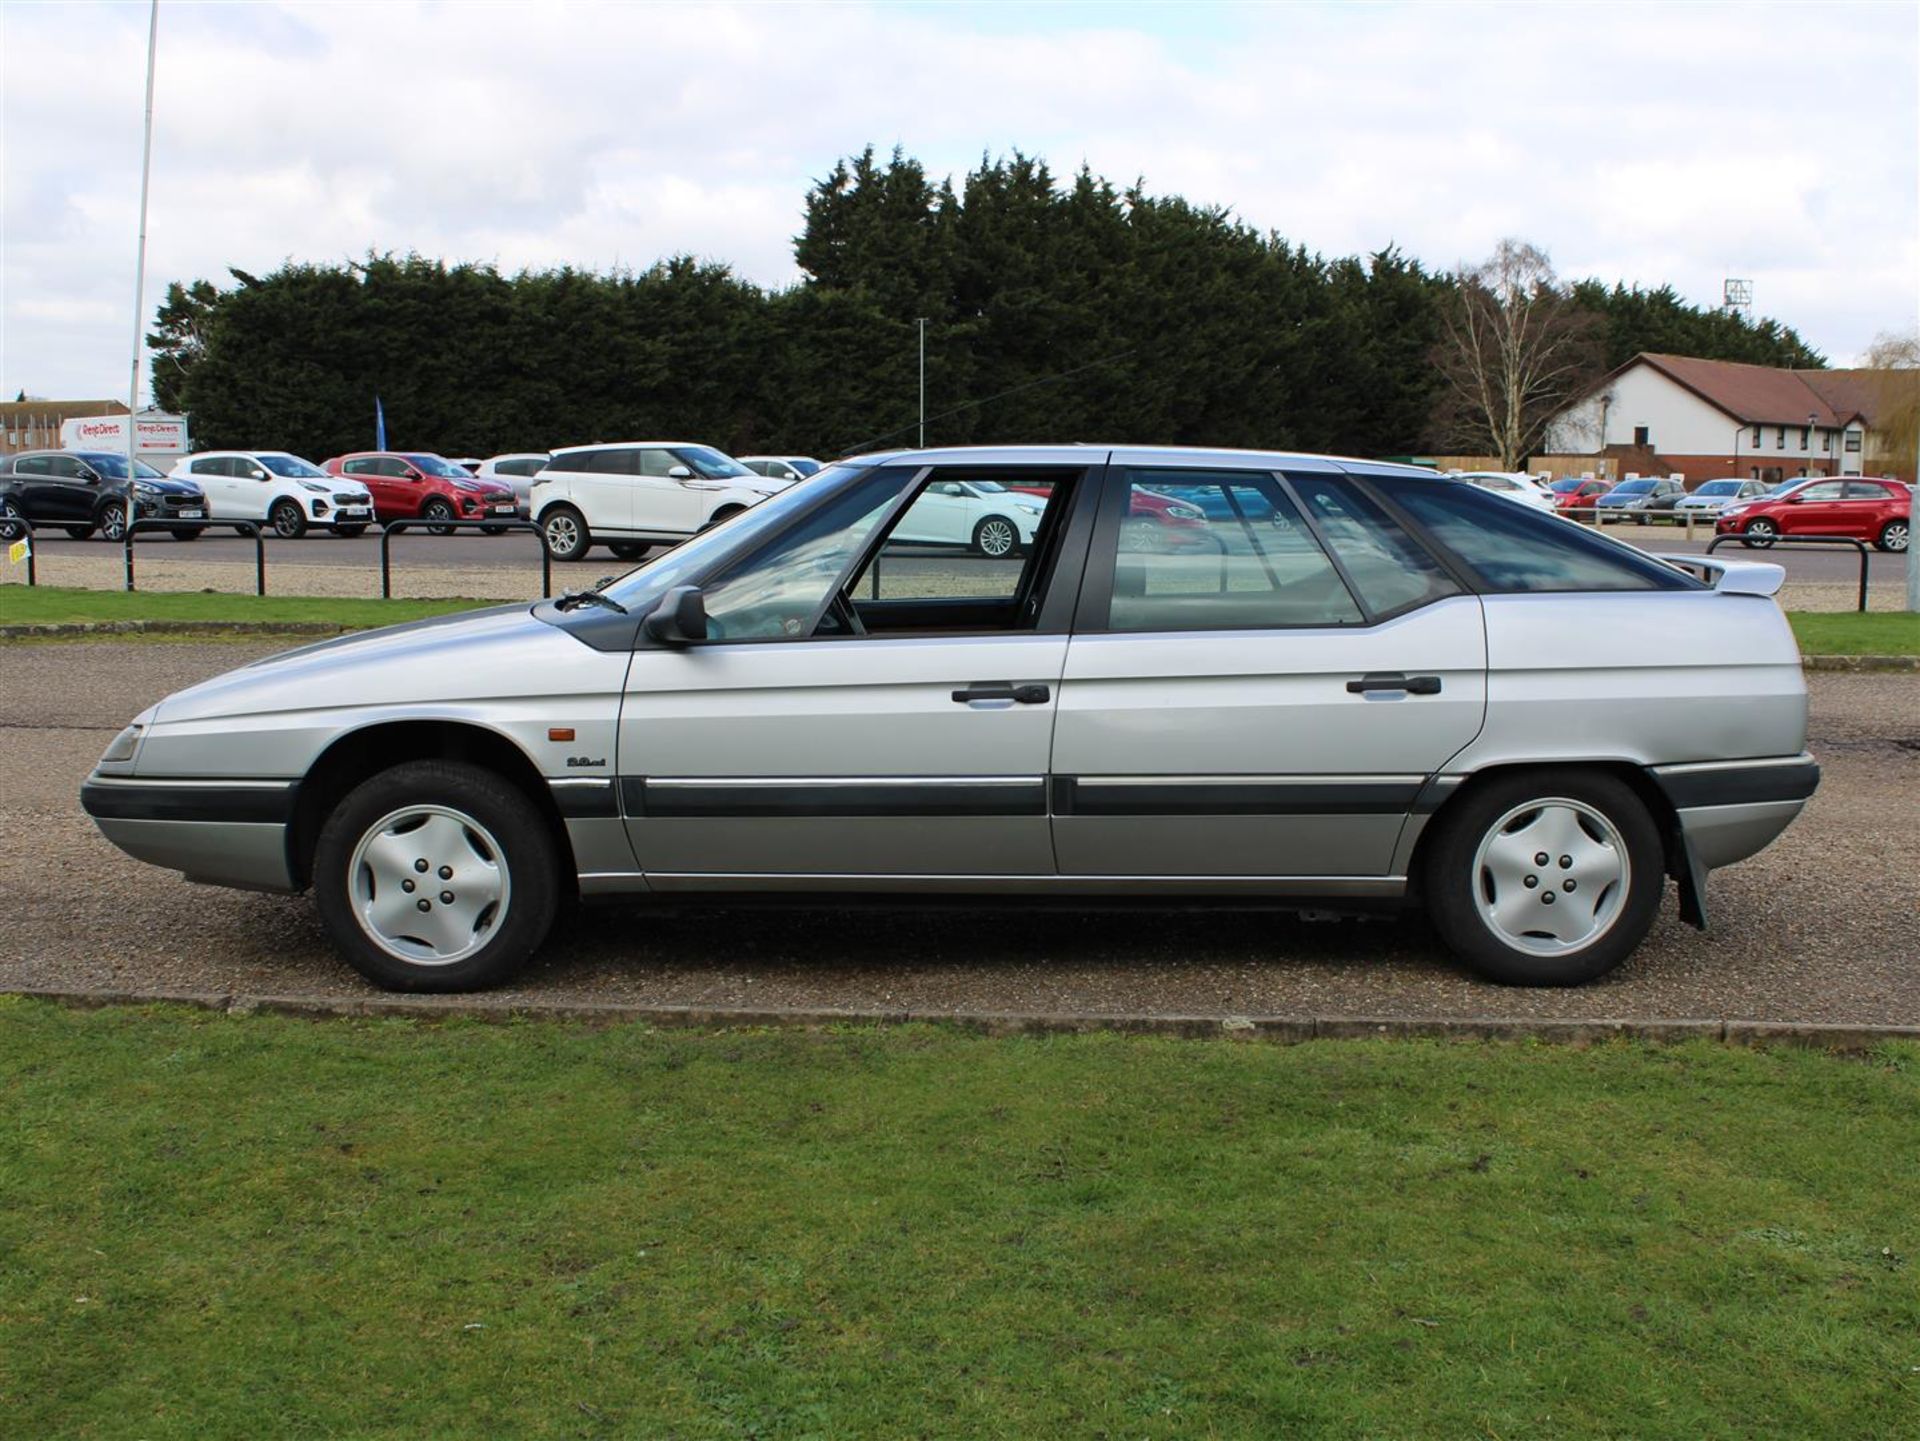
[644,585,709,645]
[248,467,268,481]
[666,465,693,480]
[405,469,424,482]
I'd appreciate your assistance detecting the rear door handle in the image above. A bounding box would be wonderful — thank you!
[952,682,1051,704]
[1346,672,1442,696]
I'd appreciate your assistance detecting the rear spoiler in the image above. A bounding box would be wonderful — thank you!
[1660,554,1785,597]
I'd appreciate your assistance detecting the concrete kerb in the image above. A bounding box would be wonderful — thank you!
[7,986,1917,1051]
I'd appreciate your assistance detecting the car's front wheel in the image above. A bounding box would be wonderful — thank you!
[170,526,204,541]
[972,515,1019,558]
[1878,519,1909,553]
[421,498,456,537]
[332,523,368,538]
[312,759,559,992]
[1741,517,1779,549]
[269,498,308,539]
[0,498,25,541]
[541,505,591,561]
[98,501,128,542]
[1423,770,1663,986]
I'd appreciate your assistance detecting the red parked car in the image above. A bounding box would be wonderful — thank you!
[1549,476,1611,520]
[1715,477,1911,553]
[321,451,519,532]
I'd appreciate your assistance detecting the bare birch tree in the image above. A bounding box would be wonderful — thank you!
[1432,240,1601,470]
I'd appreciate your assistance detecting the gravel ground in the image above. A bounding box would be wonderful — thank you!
[2,640,1915,1021]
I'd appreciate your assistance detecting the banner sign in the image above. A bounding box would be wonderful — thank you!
[59,414,190,452]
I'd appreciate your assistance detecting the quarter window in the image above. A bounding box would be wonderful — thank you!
[1370,475,1697,593]
[1103,470,1363,631]
[1844,481,1893,499]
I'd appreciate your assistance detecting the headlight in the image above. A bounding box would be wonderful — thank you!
[1167,504,1204,521]
[133,481,161,496]
[100,724,143,764]
[301,481,329,494]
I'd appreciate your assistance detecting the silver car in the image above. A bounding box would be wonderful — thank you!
[82,446,1818,992]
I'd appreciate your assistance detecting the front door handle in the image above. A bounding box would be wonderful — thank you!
[952,682,1051,705]
[1346,672,1442,696]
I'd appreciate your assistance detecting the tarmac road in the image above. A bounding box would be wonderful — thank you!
[2,641,1915,1024]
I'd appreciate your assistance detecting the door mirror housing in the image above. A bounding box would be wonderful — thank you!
[248,467,268,481]
[405,469,424,482]
[644,586,709,645]
[666,465,693,480]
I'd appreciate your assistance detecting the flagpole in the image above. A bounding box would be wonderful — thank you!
[124,0,160,586]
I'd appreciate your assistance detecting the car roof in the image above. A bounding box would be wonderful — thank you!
[844,444,1440,477]
[551,440,707,453]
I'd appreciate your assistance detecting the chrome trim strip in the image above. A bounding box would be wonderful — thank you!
[644,776,1043,788]
[1073,773,1425,787]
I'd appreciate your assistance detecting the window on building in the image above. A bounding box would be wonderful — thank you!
[1752,425,1763,446]
[1776,427,1787,449]
[1632,425,1649,446]
[1844,432,1861,452]
[1800,427,1811,449]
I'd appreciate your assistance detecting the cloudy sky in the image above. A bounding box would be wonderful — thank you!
[4,0,1915,403]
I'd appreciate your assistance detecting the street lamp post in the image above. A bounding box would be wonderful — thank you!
[124,0,160,583]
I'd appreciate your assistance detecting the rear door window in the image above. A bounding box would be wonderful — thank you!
[1100,469,1363,631]
[1284,474,1460,617]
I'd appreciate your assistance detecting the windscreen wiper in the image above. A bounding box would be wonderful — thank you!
[555,577,629,614]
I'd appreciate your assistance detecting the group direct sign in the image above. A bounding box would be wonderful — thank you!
[59,414,190,458]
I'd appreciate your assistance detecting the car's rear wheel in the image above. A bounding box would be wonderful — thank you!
[270,498,308,539]
[313,759,559,992]
[1423,770,1663,986]
[609,541,649,561]
[65,524,95,541]
[421,498,456,537]
[541,505,591,561]
[1741,517,1779,549]
[972,515,1018,558]
[1877,519,1909,553]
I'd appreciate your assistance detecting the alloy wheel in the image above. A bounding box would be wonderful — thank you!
[976,517,1016,558]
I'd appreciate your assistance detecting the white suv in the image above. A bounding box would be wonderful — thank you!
[170,451,376,537]
[530,442,784,561]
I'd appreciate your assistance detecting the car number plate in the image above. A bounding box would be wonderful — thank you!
[491,504,516,514]
[178,508,205,519]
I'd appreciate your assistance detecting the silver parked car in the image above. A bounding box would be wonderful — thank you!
[82,446,1817,992]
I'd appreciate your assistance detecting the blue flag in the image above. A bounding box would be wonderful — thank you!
[374,396,387,451]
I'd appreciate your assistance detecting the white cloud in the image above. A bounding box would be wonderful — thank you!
[2,0,1914,401]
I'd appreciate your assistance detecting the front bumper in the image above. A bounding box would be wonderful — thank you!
[81,775,298,892]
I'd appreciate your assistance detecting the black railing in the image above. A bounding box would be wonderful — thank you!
[121,518,267,595]
[379,517,550,600]
[1704,533,1872,612]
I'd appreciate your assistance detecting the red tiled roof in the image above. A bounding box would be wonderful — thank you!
[1604,353,1916,429]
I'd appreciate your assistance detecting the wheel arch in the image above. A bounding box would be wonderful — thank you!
[288,719,575,895]
[1405,759,1691,919]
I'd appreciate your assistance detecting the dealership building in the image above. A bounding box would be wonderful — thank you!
[1544,353,1917,487]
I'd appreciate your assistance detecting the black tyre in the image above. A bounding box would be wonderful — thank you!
[170,526,204,541]
[312,759,560,993]
[700,505,746,532]
[1878,519,1909,553]
[332,523,368,538]
[1422,770,1663,987]
[97,501,128,542]
[269,498,308,539]
[1119,516,1160,552]
[971,514,1019,558]
[1742,518,1778,549]
[609,541,649,561]
[65,524,95,541]
[421,498,456,537]
[541,505,591,561]
[0,498,24,542]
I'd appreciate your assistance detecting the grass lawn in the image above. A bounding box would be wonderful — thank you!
[2,1002,1915,1439]
[0,584,492,629]
[1788,610,1920,656]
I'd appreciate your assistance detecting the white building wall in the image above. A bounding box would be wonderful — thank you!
[1546,363,1856,473]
